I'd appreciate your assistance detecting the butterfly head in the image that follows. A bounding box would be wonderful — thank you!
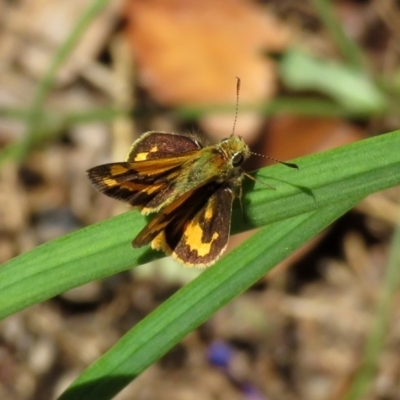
[219,135,251,168]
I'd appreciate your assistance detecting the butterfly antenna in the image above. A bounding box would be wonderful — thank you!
[232,78,297,170]
[250,151,299,169]
[231,77,241,137]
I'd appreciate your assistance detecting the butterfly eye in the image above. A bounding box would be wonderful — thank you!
[232,152,244,167]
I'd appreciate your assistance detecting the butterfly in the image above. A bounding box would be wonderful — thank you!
[87,130,250,267]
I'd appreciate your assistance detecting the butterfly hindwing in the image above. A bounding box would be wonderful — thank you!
[133,182,235,267]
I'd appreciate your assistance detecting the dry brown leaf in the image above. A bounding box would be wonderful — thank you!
[265,116,366,161]
[125,0,291,141]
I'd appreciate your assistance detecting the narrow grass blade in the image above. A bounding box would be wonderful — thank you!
[22,0,112,159]
[59,197,361,400]
[311,0,364,69]
[344,219,400,400]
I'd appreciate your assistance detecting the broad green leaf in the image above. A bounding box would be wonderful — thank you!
[1,131,399,320]
[280,48,387,113]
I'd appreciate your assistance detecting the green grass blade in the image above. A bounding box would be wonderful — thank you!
[0,130,399,320]
[174,97,384,121]
[238,130,400,231]
[21,0,111,159]
[311,0,364,69]
[0,107,125,167]
[59,197,361,400]
[344,220,400,400]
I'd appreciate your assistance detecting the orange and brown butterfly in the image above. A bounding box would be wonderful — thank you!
[86,79,296,267]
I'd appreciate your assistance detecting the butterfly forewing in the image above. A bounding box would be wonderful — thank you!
[127,131,203,162]
[86,131,206,212]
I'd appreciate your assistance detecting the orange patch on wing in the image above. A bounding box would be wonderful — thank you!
[134,146,159,161]
[110,165,130,175]
[183,221,219,257]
